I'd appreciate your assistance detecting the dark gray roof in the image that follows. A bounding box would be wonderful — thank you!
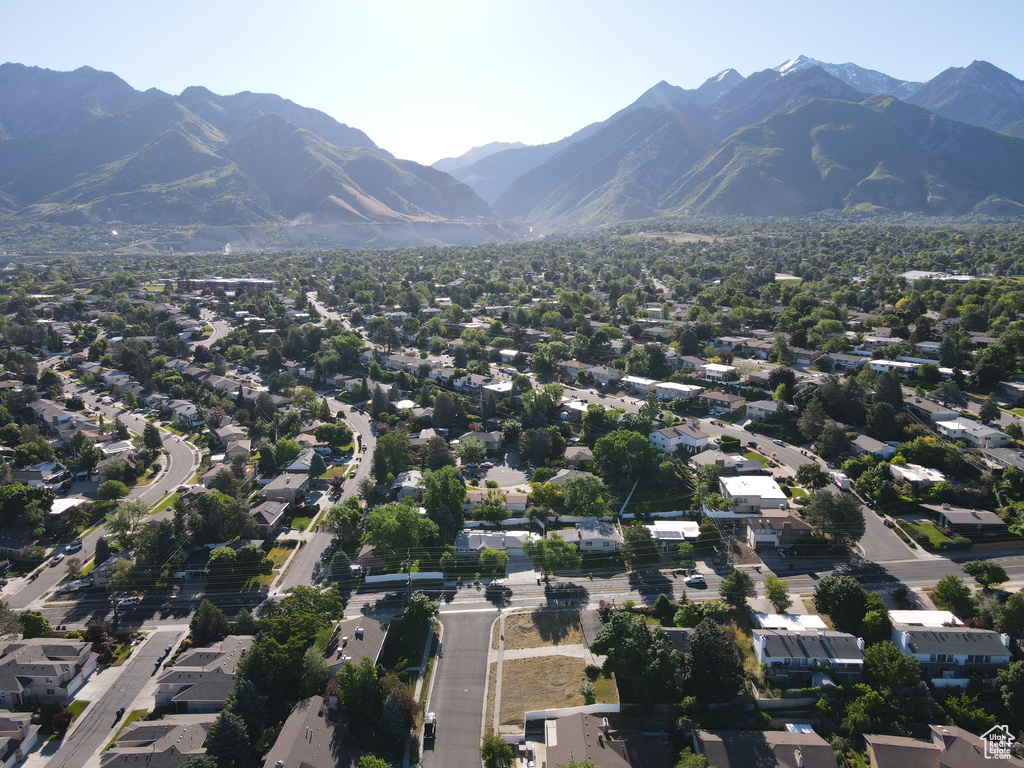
[695,730,836,768]
[756,630,863,663]
[897,627,1011,657]
[261,696,364,768]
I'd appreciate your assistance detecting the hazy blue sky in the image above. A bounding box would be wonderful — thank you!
[2,1,1022,165]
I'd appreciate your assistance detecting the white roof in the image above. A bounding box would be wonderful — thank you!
[646,520,700,541]
[887,610,963,628]
[621,375,657,386]
[753,612,828,631]
[483,380,514,394]
[702,363,736,373]
[655,382,703,393]
[720,475,787,501]
[394,399,417,409]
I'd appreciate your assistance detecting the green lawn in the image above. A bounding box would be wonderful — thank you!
[104,709,149,751]
[150,493,181,515]
[67,700,89,720]
[743,452,769,466]
[899,519,952,549]
[290,516,313,531]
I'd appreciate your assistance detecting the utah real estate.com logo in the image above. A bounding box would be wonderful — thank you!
[982,725,1016,760]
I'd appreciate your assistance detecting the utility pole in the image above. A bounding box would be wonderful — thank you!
[406,548,412,606]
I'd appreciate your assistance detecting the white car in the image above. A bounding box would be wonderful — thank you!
[683,573,706,586]
[117,596,142,607]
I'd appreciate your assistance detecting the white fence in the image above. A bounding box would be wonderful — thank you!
[364,571,444,585]
[524,703,620,722]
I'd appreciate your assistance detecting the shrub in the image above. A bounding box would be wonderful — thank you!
[584,664,601,681]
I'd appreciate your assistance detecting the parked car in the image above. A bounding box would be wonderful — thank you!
[424,712,436,739]
[773,439,785,446]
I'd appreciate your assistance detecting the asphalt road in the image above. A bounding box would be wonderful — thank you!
[7,381,200,611]
[423,609,495,768]
[276,399,376,592]
[47,630,182,768]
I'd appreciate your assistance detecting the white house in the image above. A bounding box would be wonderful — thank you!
[649,425,709,455]
[645,519,700,551]
[621,375,658,395]
[935,419,1010,449]
[699,363,737,383]
[891,625,1011,687]
[753,630,864,683]
[391,470,423,500]
[453,530,537,558]
[654,382,703,400]
[718,475,788,515]
[555,519,623,552]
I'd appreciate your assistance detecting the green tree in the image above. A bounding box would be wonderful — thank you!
[932,380,967,407]
[257,444,277,476]
[933,574,973,617]
[942,692,997,734]
[682,619,745,702]
[561,474,608,517]
[480,730,514,768]
[719,570,756,609]
[143,422,163,451]
[812,575,867,634]
[204,710,250,768]
[358,758,391,768]
[998,661,1024,723]
[764,574,792,613]
[273,438,302,468]
[431,392,458,428]
[300,645,331,697]
[676,542,696,570]
[404,592,440,625]
[480,548,509,577]
[997,592,1024,643]
[421,466,466,535]
[308,452,327,478]
[105,499,148,551]
[98,479,130,501]
[795,463,829,490]
[522,536,581,580]
[814,420,849,458]
[456,436,487,464]
[865,402,899,441]
[675,748,711,768]
[590,611,679,699]
[19,610,50,638]
[621,524,661,569]
[863,641,921,694]
[370,385,391,419]
[802,490,865,549]
[362,503,439,567]
[593,430,655,482]
[190,599,230,645]
[979,396,1001,424]
[477,489,510,527]
[963,560,1008,589]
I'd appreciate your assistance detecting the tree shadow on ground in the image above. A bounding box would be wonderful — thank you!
[522,608,583,645]
[543,581,589,609]
[628,570,675,603]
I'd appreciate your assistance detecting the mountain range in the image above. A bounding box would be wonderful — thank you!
[3,56,1024,248]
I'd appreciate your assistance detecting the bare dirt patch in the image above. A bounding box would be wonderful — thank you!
[502,609,582,650]
[498,656,616,727]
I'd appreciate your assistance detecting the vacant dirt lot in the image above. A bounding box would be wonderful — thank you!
[496,656,617,727]
[502,610,582,650]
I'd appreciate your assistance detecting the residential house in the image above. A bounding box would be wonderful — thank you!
[870,359,921,378]
[457,431,503,452]
[224,439,251,461]
[261,696,365,768]
[699,363,738,383]
[752,630,865,683]
[691,449,762,475]
[935,419,1010,449]
[865,725,1024,768]
[653,382,702,400]
[648,425,709,455]
[621,375,658,395]
[155,636,253,713]
[746,400,797,422]
[283,448,318,474]
[0,638,98,706]
[920,503,1009,538]
[645,520,700,552]
[698,391,746,414]
[391,470,423,500]
[101,714,216,768]
[906,398,959,423]
[890,463,946,489]
[555,519,623,552]
[328,616,390,673]
[693,729,836,768]
[851,434,898,460]
[164,399,199,428]
[453,530,537,559]
[565,446,593,467]
[463,488,528,515]
[214,424,246,447]
[826,352,869,371]
[718,476,788,515]
[747,515,814,551]
[0,712,38,768]
[263,474,309,505]
[251,501,288,538]
[546,713,674,768]
[891,625,1011,687]
[91,551,135,588]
